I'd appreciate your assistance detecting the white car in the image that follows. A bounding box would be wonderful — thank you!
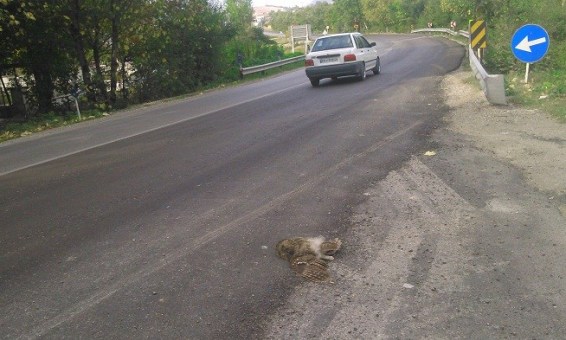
[305,32,380,87]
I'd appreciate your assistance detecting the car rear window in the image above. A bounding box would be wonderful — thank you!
[311,35,353,52]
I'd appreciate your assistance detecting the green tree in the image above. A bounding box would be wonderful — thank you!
[225,0,253,31]
[1,0,76,114]
[270,10,295,33]
[418,0,452,28]
[128,0,231,102]
[332,0,364,32]
[302,2,334,34]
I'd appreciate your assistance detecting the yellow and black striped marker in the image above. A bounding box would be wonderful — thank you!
[470,20,487,50]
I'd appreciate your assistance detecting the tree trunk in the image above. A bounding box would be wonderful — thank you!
[69,0,95,104]
[121,56,129,101]
[91,20,109,110]
[109,0,119,106]
[0,70,12,106]
[31,65,54,114]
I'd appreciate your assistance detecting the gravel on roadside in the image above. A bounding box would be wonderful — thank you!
[443,69,566,216]
[264,67,566,339]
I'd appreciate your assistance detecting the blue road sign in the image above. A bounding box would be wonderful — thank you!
[511,24,550,63]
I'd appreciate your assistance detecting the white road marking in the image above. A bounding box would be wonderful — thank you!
[0,82,309,177]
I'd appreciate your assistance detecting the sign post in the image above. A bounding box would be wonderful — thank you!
[69,87,84,119]
[511,24,550,83]
[290,25,312,54]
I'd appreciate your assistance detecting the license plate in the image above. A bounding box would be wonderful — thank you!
[319,57,338,64]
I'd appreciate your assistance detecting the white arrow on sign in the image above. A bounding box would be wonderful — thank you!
[515,35,547,52]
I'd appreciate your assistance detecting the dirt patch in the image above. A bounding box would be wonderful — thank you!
[443,70,566,214]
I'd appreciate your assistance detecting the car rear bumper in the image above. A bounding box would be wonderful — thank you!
[305,61,364,79]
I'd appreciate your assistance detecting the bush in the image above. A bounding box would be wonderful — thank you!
[220,30,287,80]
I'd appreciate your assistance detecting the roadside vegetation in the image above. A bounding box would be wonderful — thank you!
[0,58,304,143]
[0,109,105,142]
[0,0,300,130]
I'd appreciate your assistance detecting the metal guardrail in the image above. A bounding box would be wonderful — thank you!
[240,55,305,77]
[411,28,506,105]
[458,30,470,39]
[410,28,469,39]
[53,93,82,119]
[468,45,507,105]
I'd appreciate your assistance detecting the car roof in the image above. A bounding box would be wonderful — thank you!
[318,32,361,38]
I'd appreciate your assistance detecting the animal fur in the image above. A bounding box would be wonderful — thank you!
[276,236,342,282]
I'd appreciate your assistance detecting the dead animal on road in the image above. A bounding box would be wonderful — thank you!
[276,236,342,283]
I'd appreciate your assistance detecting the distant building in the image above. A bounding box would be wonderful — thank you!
[253,6,288,27]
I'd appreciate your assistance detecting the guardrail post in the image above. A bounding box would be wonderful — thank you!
[239,55,306,78]
[52,93,83,119]
[468,45,507,105]
[72,96,81,119]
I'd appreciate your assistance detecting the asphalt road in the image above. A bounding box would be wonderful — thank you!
[0,35,465,338]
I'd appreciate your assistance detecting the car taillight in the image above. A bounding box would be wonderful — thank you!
[305,59,314,67]
[344,54,356,62]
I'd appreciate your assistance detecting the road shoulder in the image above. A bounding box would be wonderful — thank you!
[444,69,566,213]
[264,68,566,339]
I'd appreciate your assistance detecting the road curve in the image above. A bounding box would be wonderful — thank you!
[0,35,465,338]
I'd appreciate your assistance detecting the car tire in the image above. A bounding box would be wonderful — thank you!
[358,62,366,81]
[373,57,381,75]
[310,78,320,87]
